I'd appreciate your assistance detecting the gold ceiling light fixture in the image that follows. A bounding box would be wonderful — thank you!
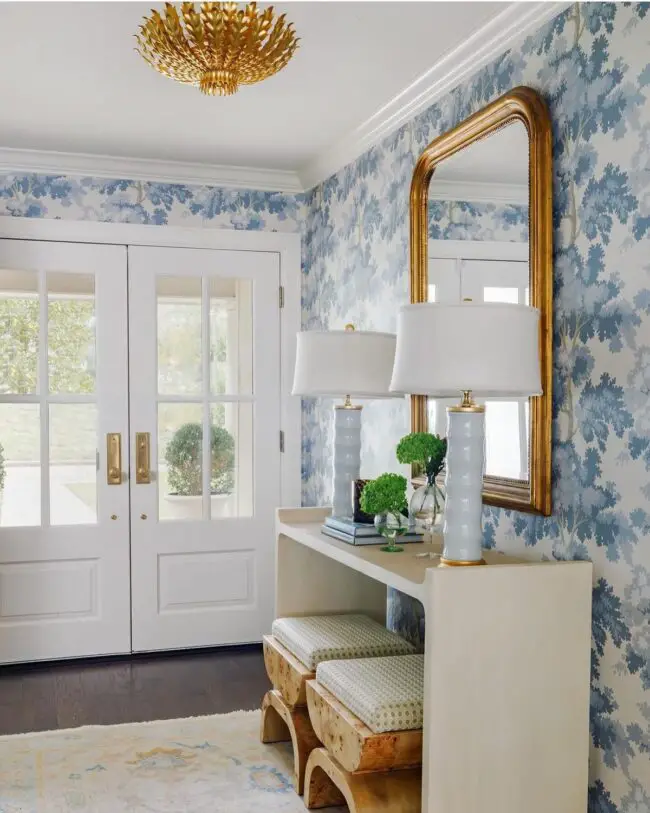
[135,2,299,97]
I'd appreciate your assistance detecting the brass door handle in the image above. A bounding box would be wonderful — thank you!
[136,432,151,484]
[106,433,122,485]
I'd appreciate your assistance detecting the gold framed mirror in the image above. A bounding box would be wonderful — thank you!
[409,86,552,515]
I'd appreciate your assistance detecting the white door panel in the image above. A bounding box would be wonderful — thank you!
[0,239,130,664]
[128,245,281,652]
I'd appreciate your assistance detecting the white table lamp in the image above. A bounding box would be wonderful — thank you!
[293,325,401,518]
[390,302,541,564]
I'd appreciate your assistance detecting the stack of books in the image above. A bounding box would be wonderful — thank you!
[321,515,424,545]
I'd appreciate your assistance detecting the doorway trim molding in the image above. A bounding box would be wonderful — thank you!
[0,217,302,510]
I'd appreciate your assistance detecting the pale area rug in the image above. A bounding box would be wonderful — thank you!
[0,710,346,812]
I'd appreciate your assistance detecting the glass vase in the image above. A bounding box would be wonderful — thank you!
[374,512,408,553]
[409,479,445,537]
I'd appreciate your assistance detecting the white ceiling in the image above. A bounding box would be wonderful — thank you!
[0,2,564,190]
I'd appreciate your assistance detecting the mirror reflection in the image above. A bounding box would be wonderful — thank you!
[426,121,530,483]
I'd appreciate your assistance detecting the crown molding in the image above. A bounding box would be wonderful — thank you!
[0,3,568,196]
[0,147,304,194]
[429,180,528,206]
[298,1,571,191]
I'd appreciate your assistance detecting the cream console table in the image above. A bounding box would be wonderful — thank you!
[276,507,593,813]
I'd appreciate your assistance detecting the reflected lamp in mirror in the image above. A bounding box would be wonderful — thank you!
[390,302,541,565]
[292,326,401,518]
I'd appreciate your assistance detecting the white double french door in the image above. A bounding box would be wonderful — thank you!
[128,246,280,652]
[0,239,281,664]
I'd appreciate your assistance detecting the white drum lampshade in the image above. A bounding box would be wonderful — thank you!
[390,302,541,398]
[293,328,401,518]
[390,302,541,564]
[293,329,399,398]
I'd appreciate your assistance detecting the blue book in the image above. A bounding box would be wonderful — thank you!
[321,524,425,546]
[324,515,381,537]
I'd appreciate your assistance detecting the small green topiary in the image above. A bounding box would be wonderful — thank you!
[396,432,447,484]
[165,423,234,497]
[360,473,408,522]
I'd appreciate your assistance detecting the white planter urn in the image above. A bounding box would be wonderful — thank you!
[163,493,233,520]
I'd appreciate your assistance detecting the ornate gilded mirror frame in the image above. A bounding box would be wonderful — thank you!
[410,86,553,515]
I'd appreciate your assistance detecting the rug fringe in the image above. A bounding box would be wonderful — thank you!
[0,709,259,740]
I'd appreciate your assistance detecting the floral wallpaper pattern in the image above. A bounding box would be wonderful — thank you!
[302,4,650,811]
[0,174,306,232]
[429,199,528,242]
[0,3,648,809]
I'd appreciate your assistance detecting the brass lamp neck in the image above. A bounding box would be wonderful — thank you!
[338,394,362,410]
[448,389,485,414]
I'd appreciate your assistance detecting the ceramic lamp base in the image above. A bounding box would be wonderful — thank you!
[442,405,485,564]
[332,405,362,518]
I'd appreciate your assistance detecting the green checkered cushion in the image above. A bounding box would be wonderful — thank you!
[316,654,424,733]
[271,614,414,671]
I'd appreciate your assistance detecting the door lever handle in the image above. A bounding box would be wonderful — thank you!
[136,432,151,484]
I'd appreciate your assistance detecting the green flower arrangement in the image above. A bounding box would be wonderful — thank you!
[360,473,408,553]
[396,432,447,484]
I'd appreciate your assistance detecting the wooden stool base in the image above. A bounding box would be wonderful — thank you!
[263,634,314,708]
[260,689,321,795]
[307,679,422,773]
[304,747,422,812]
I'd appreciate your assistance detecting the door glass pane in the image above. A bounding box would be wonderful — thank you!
[485,401,522,480]
[159,403,203,521]
[427,399,437,442]
[48,272,96,394]
[0,269,38,395]
[210,278,253,395]
[50,403,97,525]
[211,403,252,519]
[0,404,40,526]
[157,276,202,396]
[483,286,519,303]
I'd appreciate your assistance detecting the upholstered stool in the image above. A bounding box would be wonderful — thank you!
[261,615,414,794]
[304,654,424,812]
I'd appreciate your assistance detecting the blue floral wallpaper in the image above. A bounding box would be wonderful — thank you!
[429,199,528,242]
[302,4,650,811]
[0,3,649,808]
[0,175,305,231]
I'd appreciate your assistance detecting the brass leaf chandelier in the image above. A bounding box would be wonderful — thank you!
[135,2,299,96]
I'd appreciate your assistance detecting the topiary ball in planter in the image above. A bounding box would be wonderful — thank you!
[164,423,235,519]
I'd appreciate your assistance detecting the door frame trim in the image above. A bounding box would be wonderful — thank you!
[0,218,302,509]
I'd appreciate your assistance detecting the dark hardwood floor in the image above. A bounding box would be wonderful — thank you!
[0,644,270,736]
